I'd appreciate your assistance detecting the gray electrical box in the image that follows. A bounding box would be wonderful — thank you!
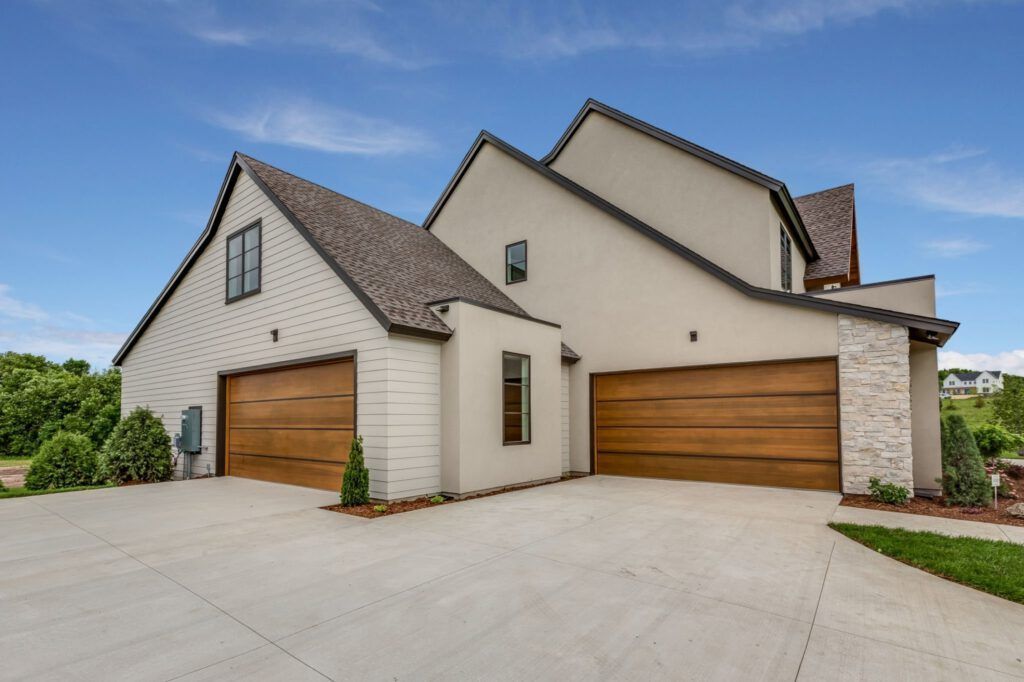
[180,406,202,454]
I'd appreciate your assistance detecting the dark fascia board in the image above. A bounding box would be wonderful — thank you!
[427,296,562,329]
[423,131,958,346]
[113,153,450,366]
[802,274,935,296]
[539,99,818,262]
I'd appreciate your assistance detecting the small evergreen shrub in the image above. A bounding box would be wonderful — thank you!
[373,504,388,513]
[100,406,172,483]
[25,431,100,490]
[868,477,909,505]
[940,414,992,507]
[340,436,370,506]
[974,395,985,409]
[973,423,1024,460]
[429,495,445,504]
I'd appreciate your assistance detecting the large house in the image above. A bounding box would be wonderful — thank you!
[942,370,1003,397]
[114,100,958,499]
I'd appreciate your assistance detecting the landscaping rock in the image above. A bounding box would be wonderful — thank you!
[1007,503,1024,519]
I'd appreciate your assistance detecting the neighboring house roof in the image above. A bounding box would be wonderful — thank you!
[950,371,1001,382]
[537,99,819,262]
[113,153,571,365]
[423,131,959,346]
[794,184,859,282]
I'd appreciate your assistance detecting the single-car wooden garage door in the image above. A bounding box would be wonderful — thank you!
[226,358,354,491]
[593,358,839,491]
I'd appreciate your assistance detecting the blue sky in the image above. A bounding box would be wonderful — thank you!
[1,0,1021,371]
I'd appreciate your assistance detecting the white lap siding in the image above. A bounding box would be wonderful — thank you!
[119,171,441,500]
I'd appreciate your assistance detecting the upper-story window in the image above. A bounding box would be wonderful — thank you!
[227,221,261,302]
[780,226,792,292]
[506,240,527,284]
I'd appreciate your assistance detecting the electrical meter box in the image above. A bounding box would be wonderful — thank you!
[180,406,202,454]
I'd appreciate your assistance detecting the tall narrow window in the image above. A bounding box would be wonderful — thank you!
[502,352,530,444]
[506,240,527,284]
[780,226,792,292]
[227,222,261,302]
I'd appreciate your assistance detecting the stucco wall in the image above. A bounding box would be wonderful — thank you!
[561,362,571,473]
[910,342,943,496]
[430,142,840,473]
[811,278,936,317]
[435,301,562,495]
[120,171,442,500]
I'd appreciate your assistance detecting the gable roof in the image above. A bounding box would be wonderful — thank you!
[113,153,542,365]
[794,184,859,282]
[951,370,1002,381]
[423,131,958,346]
[538,99,819,262]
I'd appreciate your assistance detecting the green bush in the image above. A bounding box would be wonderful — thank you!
[373,504,388,513]
[429,495,445,504]
[974,395,985,409]
[25,431,100,490]
[868,477,909,505]
[940,414,991,507]
[994,375,1024,434]
[972,423,1024,460]
[100,407,172,483]
[340,436,369,506]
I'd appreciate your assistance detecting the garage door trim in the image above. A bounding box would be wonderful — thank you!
[215,350,357,477]
[589,355,842,489]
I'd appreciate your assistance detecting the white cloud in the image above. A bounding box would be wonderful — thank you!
[939,349,1024,375]
[188,27,253,46]
[207,99,434,156]
[923,237,989,258]
[935,282,991,298]
[0,284,49,322]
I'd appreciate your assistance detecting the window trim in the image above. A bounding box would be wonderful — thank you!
[225,220,262,304]
[505,240,527,284]
[502,351,531,446]
[780,225,793,293]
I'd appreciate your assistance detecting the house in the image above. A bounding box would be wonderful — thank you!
[942,370,1003,397]
[114,99,958,499]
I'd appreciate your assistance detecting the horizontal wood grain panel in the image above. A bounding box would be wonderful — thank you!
[229,396,354,429]
[228,427,352,462]
[596,452,840,491]
[228,453,345,491]
[596,427,838,461]
[595,394,837,428]
[229,359,353,403]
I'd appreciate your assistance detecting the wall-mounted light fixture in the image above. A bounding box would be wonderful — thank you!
[689,331,698,343]
[437,304,450,313]
[270,328,279,342]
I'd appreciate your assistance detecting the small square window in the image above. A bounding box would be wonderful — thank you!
[506,241,527,284]
[226,221,261,302]
[502,352,530,444]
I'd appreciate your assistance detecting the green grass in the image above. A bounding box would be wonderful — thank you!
[0,457,32,468]
[942,397,997,429]
[831,522,1024,604]
[0,483,114,500]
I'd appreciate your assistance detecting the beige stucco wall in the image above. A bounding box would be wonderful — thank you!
[812,278,936,317]
[430,142,840,473]
[548,111,806,290]
[910,341,943,495]
[435,300,562,495]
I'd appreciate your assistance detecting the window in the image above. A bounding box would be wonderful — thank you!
[506,240,527,284]
[502,352,530,444]
[227,222,261,302]
[780,226,792,292]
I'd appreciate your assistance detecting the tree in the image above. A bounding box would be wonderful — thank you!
[993,374,1024,435]
[25,431,100,490]
[340,436,370,506]
[61,358,91,376]
[940,414,991,507]
[100,406,171,483]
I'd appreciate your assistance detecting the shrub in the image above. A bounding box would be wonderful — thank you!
[994,375,1024,435]
[25,431,100,490]
[868,477,909,505]
[940,414,992,507]
[945,400,957,411]
[974,395,985,409]
[973,423,1024,460]
[429,495,445,504]
[100,406,172,483]
[340,436,370,506]
[373,504,388,513]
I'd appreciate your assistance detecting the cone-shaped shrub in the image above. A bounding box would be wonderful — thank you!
[100,406,172,484]
[340,435,369,506]
[941,414,991,507]
[25,431,100,490]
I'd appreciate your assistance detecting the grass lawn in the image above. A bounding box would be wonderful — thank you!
[0,483,114,500]
[942,397,997,429]
[831,522,1024,604]
[0,457,33,468]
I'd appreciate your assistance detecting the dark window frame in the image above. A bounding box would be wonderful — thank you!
[225,220,262,303]
[502,351,531,445]
[505,240,527,284]
[780,225,793,293]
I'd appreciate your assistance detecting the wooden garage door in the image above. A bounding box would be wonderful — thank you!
[593,358,840,491]
[226,358,354,491]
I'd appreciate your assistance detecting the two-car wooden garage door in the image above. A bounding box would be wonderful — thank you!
[226,359,354,491]
[593,358,840,491]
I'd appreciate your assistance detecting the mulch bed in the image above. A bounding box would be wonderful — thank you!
[841,461,1024,528]
[323,474,587,518]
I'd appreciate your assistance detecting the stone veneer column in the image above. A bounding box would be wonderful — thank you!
[838,315,914,495]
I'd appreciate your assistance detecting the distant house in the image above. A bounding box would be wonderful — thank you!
[942,371,1004,397]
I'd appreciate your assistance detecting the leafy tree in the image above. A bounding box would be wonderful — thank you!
[940,414,991,507]
[25,431,100,490]
[340,436,370,506]
[61,358,91,376]
[100,406,171,483]
[993,375,1024,435]
[973,423,1024,459]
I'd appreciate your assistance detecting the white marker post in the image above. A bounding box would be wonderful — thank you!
[991,473,1001,510]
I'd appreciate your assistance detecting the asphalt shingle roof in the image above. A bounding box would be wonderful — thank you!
[795,183,855,281]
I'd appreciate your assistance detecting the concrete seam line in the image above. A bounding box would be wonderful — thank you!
[794,539,835,681]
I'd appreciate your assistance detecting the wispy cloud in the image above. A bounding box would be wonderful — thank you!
[0,284,49,322]
[923,237,989,258]
[207,98,434,156]
[866,146,1024,218]
[939,348,1024,375]
[935,282,991,298]
[188,27,254,46]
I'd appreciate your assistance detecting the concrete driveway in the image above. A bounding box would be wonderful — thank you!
[2,476,1022,681]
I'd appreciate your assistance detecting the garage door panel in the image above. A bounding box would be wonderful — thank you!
[597,452,840,491]
[229,396,354,430]
[595,394,837,428]
[596,427,838,461]
[229,361,354,403]
[229,453,345,491]
[228,428,353,462]
[594,359,836,402]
